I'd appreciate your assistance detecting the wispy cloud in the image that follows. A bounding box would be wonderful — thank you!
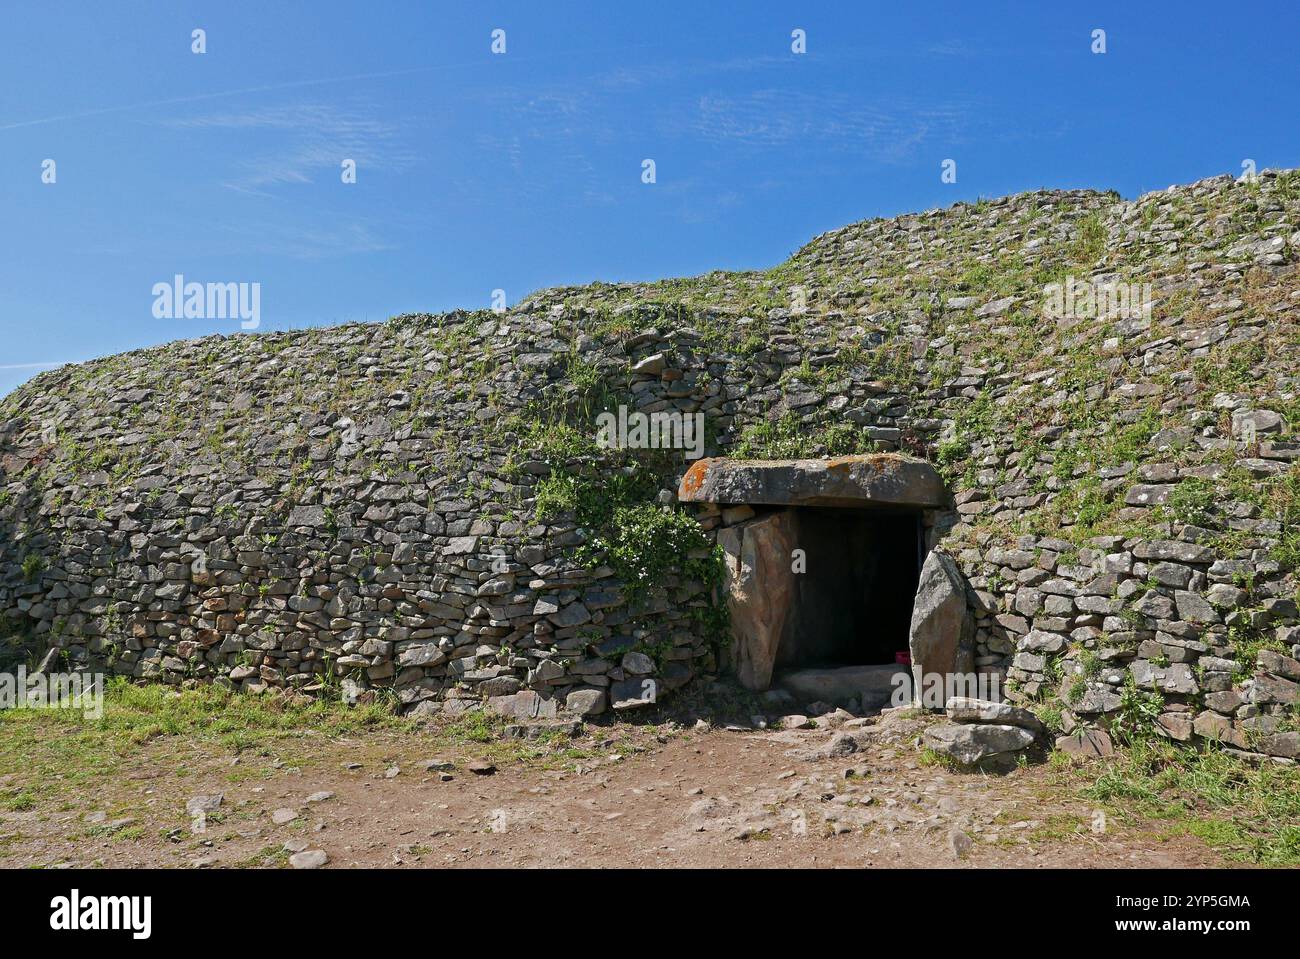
[924,38,978,58]
[684,90,972,161]
[474,53,988,183]
[0,66,436,132]
[590,54,789,91]
[0,43,661,133]
[210,217,395,259]
[163,102,413,196]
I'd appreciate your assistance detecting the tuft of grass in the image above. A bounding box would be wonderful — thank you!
[20,553,45,583]
[733,411,818,459]
[917,746,960,771]
[230,845,292,869]
[0,789,37,811]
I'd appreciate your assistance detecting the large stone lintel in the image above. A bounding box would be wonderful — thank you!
[678,454,947,509]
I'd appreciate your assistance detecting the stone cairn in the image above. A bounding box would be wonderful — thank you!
[0,169,1296,763]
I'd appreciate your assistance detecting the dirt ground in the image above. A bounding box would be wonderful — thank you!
[0,704,1226,869]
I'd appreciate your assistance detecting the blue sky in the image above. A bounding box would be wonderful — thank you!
[3,1,1299,395]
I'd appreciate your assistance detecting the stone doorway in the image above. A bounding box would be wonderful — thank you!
[679,454,960,711]
[772,506,921,669]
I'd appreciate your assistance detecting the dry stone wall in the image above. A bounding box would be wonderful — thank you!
[0,315,735,720]
[2,168,1298,755]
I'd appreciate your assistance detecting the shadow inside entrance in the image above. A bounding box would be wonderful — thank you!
[772,507,921,709]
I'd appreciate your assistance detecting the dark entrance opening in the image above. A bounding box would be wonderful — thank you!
[774,506,922,670]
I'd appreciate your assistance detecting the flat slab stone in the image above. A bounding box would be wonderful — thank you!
[776,664,902,710]
[678,454,947,508]
[945,696,1044,732]
[610,677,658,710]
[925,722,1035,764]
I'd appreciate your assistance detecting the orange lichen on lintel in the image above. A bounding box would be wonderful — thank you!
[679,458,713,496]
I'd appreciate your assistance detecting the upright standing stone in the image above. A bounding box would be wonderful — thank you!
[909,551,973,706]
[719,512,798,690]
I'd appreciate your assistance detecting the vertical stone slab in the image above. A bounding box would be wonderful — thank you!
[721,511,798,690]
[909,550,973,705]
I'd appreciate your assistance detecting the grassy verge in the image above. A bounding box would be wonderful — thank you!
[1077,739,1300,866]
[0,679,619,817]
